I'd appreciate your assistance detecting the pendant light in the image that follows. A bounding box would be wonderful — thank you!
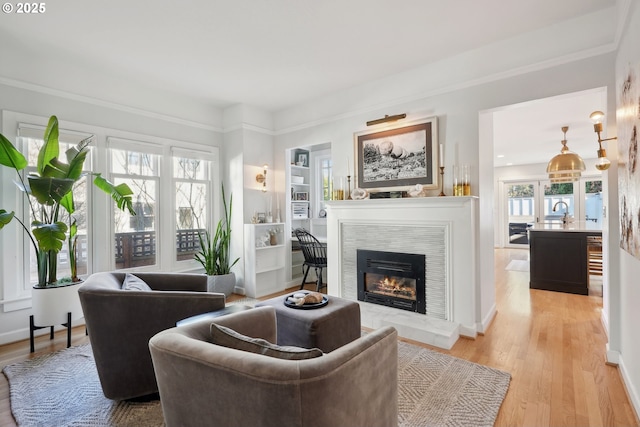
[546,126,585,183]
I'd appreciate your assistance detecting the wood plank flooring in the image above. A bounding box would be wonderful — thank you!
[1,248,638,426]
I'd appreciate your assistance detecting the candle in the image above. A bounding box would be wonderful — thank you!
[439,144,444,165]
[347,157,350,176]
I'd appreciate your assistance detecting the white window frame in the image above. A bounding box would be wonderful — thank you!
[0,111,220,313]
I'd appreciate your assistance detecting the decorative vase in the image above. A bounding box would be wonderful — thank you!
[31,281,84,327]
[206,272,236,297]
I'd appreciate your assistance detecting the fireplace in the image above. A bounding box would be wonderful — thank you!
[357,249,426,314]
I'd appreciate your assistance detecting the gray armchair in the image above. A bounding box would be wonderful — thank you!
[78,272,225,400]
[149,306,398,427]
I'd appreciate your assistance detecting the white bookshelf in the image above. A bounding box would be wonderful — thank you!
[244,223,286,298]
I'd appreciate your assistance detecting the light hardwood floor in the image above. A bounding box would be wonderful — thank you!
[1,248,638,426]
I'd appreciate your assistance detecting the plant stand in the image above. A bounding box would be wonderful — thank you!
[29,312,72,353]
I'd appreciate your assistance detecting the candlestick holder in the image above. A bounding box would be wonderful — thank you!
[438,166,446,196]
[347,175,352,200]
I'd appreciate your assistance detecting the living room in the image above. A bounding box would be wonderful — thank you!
[1,1,640,426]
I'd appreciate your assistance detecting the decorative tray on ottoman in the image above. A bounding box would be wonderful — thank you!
[284,292,329,310]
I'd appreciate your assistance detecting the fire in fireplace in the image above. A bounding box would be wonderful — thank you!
[357,249,426,314]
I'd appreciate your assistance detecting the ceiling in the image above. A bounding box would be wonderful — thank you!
[0,0,619,167]
[492,88,608,167]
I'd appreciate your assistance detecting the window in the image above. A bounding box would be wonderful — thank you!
[316,154,332,214]
[173,152,211,262]
[110,145,160,269]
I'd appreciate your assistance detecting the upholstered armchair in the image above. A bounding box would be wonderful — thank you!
[149,306,398,427]
[78,272,225,400]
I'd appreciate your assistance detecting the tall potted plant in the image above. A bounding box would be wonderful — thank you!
[0,115,135,326]
[195,183,239,297]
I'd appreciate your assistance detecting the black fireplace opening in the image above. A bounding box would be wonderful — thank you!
[357,249,426,314]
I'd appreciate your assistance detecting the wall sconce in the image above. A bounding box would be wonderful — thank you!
[256,164,268,192]
[590,111,616,171]
[366,113,407,126]
[546,126,585,183]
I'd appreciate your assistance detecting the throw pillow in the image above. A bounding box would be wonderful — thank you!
[122,273,152,291]
[210,323,323,360]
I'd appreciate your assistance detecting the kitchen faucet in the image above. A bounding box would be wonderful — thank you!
[552,201,570,224]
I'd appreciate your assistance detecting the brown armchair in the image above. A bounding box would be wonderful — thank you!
[149,306,398,427]
[78,272,225,400]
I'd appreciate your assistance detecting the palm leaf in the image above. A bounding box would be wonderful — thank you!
[93,174,136,215]
[28,176,74,206]
[38,115,59,175]
[0,210,15,229]
[0,134,28,170]
[31,220,67,252]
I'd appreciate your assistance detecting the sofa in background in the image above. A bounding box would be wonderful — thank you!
[149,306,398,427]
[79,272,226,400]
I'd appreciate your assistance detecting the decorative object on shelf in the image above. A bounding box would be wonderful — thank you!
[546,126,585,183]
[275,208,281,223]
[438,167,446,196]
[269,228,278,246]
[318,208,327,218]
[293,192,309,201]
[255,164,268,192]
[292,203,308,219]
[366,113,407,127]
[0,115,136,343]
[291,175,304,184]
[331,176,345,200]
[294,148,309,167]
[589,111,616,171]
[195,183,240,297]
[354,116,438,192]
[351,187,369,200]
[408,184,428,197]
[453,164,471,196]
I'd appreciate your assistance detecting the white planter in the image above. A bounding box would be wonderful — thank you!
[206,273,236,297]
[31,282,84,327]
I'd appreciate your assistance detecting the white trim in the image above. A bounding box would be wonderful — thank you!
[479,303,497,334]
[618,355,640,422]
[0,76,223,132]
[107,136,164,155]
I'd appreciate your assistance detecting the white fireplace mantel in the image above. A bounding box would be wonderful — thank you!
[326,196,489,349]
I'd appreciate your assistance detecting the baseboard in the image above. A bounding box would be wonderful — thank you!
[605,344,620,365]
[618,355,640,422]
[0,318,86,347]
[479,303,497,334]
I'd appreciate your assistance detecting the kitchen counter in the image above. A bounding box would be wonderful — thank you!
[529,220,602,232]
[529,223,601,295]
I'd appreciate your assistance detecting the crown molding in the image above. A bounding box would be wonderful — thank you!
[0,76,223,133]
[222,122,276,136]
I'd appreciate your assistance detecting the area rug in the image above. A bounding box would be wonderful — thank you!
[3,341,510,427]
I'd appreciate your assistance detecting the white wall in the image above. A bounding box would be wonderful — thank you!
[614,0,640,415]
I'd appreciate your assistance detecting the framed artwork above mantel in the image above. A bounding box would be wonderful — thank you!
[354,116,438,192]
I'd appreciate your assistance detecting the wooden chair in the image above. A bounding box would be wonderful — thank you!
[294,228,327,292]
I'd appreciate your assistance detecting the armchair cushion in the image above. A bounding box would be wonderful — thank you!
[122,273,152,291]
[210,323,323,360]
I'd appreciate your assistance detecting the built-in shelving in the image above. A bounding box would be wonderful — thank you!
[244,223,286,297]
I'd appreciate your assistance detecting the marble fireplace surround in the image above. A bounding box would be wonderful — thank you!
[326,197,479,349]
